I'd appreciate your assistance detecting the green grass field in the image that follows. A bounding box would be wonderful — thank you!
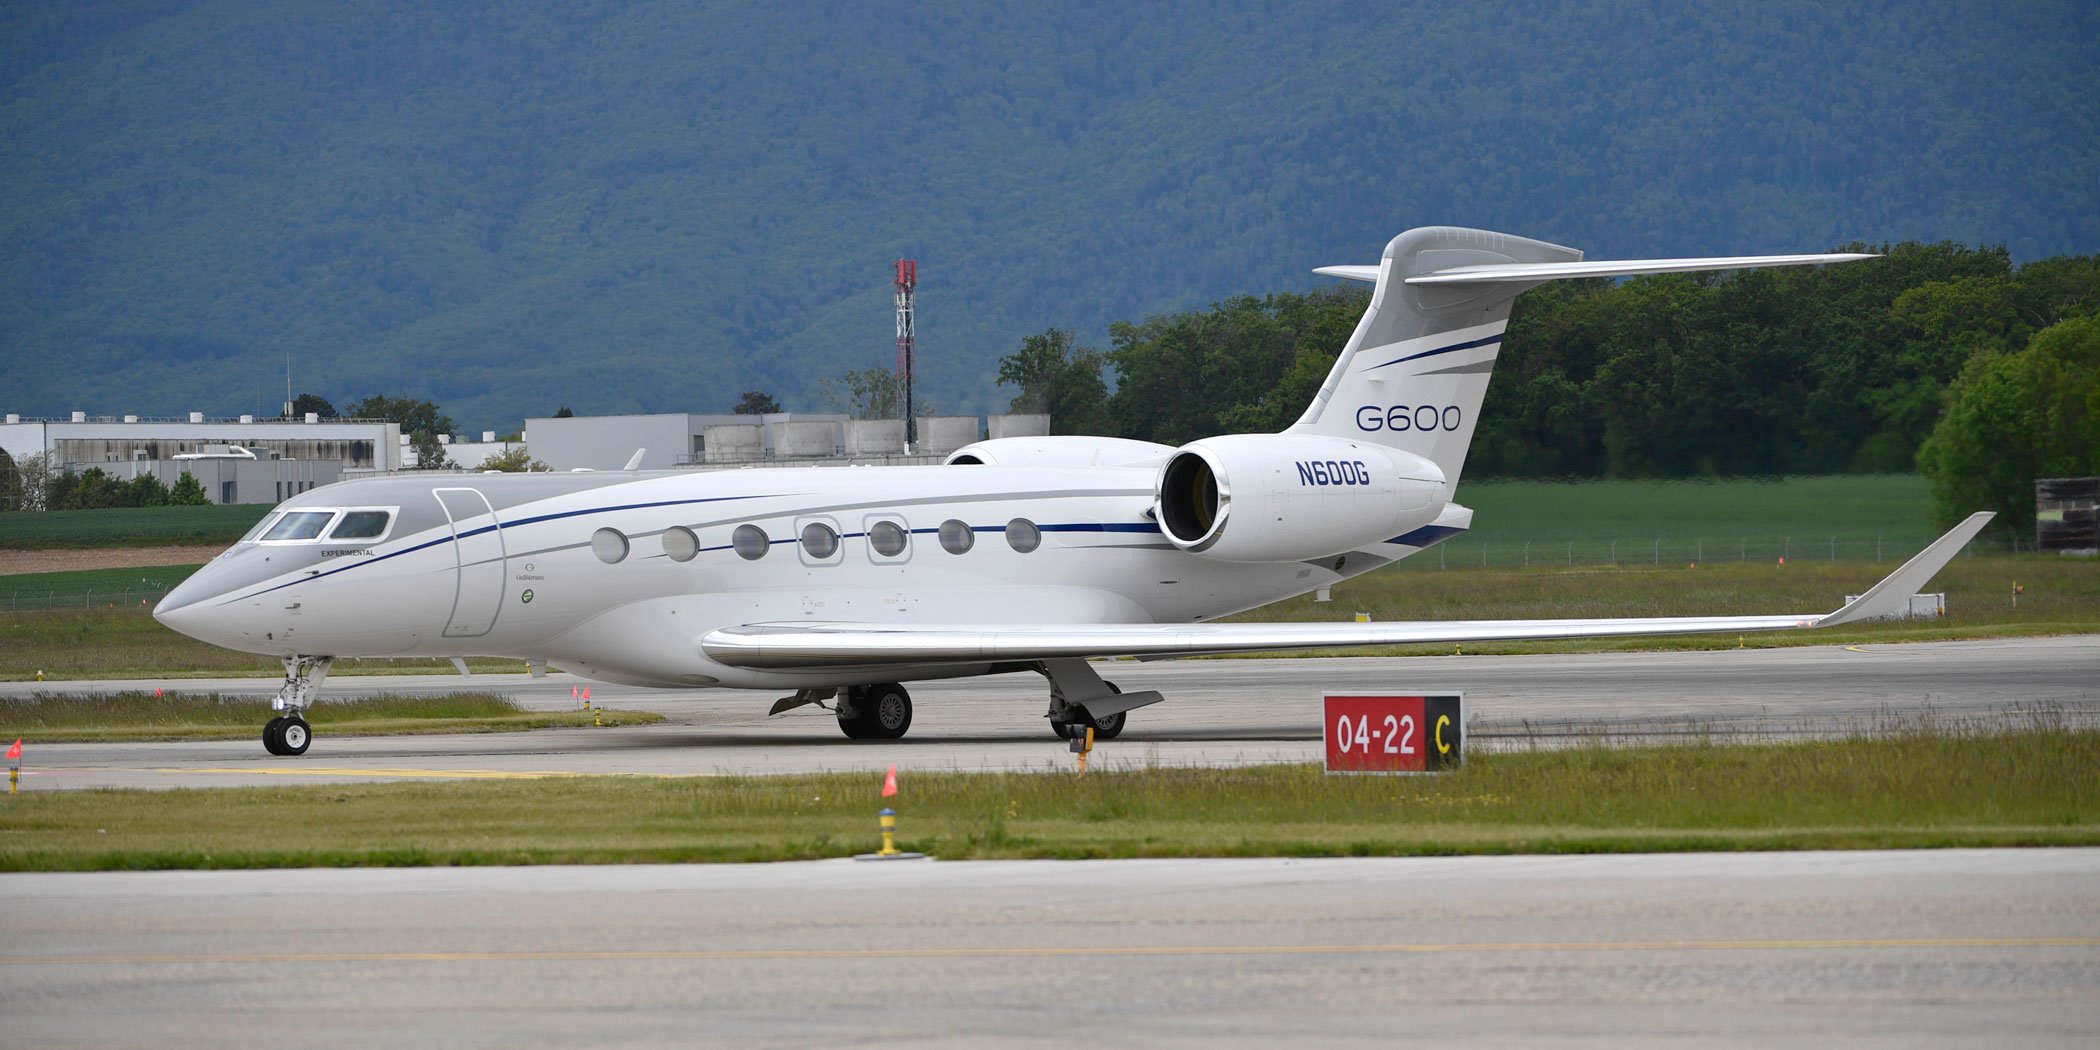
[1427,475,1945,568]
[0,504,270,550]
[0,690,660,742]
[3,720,2092,870]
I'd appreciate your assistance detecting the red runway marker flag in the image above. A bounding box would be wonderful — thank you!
[6,739,19,761]
[882,764,898,797]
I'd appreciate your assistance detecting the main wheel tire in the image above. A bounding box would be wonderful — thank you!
[262,717,286,756]
[279,716,312,756]
[837,687,869,739]
[861,683,912,740]
[1089,710,1127,740]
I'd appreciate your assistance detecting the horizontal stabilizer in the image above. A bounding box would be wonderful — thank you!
[1312,264,1382,283]
[699,512,1989,670]
[1403,253,1878,285]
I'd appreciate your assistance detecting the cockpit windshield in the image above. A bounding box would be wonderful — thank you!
[261,511,336,541]
[251,507,397,544]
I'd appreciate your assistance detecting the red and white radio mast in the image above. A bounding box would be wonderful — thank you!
[894,258,917,450]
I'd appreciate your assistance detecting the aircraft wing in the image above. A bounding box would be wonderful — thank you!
[701,513,1992,671]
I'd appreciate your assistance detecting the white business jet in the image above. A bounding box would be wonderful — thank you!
[154,226,1991,755]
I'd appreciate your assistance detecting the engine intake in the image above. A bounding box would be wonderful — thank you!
[1153,434,1446,563]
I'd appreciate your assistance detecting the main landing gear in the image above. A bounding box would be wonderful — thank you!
[837,683,913,740]
[263,655,332,756]
[1051,683,1127,741]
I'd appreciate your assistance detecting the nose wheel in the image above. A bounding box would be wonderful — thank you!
[261,654,331,756]
[263,715,312,756]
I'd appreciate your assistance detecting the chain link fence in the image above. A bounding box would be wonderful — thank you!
[2,583,178,612]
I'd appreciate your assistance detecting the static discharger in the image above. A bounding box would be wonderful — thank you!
[857,765,927,861]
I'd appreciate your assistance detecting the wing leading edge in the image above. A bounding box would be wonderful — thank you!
[700,513,1992,671]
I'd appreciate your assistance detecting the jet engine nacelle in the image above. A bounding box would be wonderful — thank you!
[1153,434,1448,563]
[946,436,1177,469]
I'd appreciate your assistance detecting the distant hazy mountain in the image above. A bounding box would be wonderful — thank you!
[3,1,2094,433]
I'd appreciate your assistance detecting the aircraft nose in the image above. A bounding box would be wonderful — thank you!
[153,568,231,642]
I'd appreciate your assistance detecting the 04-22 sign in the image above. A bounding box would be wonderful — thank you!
[1323,693,1464,774]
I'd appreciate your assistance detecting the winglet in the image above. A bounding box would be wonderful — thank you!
[1819,512,1994,627]
[622,448,647,471]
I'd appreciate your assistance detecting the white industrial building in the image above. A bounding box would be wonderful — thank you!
[0,411,402,505]
[521,412,1050,471]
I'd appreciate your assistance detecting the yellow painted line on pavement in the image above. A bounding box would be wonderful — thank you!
[4,937,2094,967]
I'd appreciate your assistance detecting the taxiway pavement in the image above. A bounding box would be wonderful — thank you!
[5,635,2096,788]
[2,850,2096,1047]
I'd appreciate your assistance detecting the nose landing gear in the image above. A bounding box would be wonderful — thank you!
[262,655,332,756]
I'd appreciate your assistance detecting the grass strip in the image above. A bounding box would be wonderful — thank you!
[0,691,660,742]
[3,723,2092,870]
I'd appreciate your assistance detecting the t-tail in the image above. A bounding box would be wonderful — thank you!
[1289,226,1877,483]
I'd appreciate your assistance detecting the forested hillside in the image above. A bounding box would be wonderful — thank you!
[3,1,2095,432]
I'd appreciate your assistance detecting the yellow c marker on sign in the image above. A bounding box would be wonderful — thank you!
[1435,714,1451,755]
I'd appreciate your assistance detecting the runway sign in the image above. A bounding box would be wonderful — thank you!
[1323,693,1464,774]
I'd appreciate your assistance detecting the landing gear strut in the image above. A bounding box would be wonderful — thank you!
[263,655,331,756]
[837,683,913,740]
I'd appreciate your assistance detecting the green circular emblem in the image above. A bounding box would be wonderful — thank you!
[521,589,534,604]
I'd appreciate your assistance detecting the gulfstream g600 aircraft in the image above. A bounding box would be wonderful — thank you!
[155,227,1992,755]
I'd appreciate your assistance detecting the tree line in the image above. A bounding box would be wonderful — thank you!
[998,241,2099,538]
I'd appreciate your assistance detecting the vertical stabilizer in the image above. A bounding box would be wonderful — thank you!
[1288,227,1580,482]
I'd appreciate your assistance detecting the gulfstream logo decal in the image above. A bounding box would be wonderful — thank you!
[1356,405,1463,432]
[1297,460,1372,486]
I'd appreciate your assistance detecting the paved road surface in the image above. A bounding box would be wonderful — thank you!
[6,636,2096,788]
[2,850,2095,1047]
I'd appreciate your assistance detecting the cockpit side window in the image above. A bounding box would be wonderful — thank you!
[328,510,393,540]
[240,512,282,543]
[262,511,336,542]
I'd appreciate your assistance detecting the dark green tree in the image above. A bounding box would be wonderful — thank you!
[553,406,576,418]
[1917,315,2100,539]
[820,368,918,419]
[346,395,454,439]
[122,472,172,507]
[0,448,17,512]
[996,328,1108,435]
[58,467,123,509]
[479,446,547,472]
[349,395,456,470]
[286,393,338,419]
[169,471,210,505]
[732,390,782,415]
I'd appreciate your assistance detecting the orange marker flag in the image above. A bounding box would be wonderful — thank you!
[582,687,591,701]
[6,739,19,762]
[881,764,898,797]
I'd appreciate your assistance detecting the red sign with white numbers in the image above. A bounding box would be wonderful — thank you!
[1323,693,1464,774]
